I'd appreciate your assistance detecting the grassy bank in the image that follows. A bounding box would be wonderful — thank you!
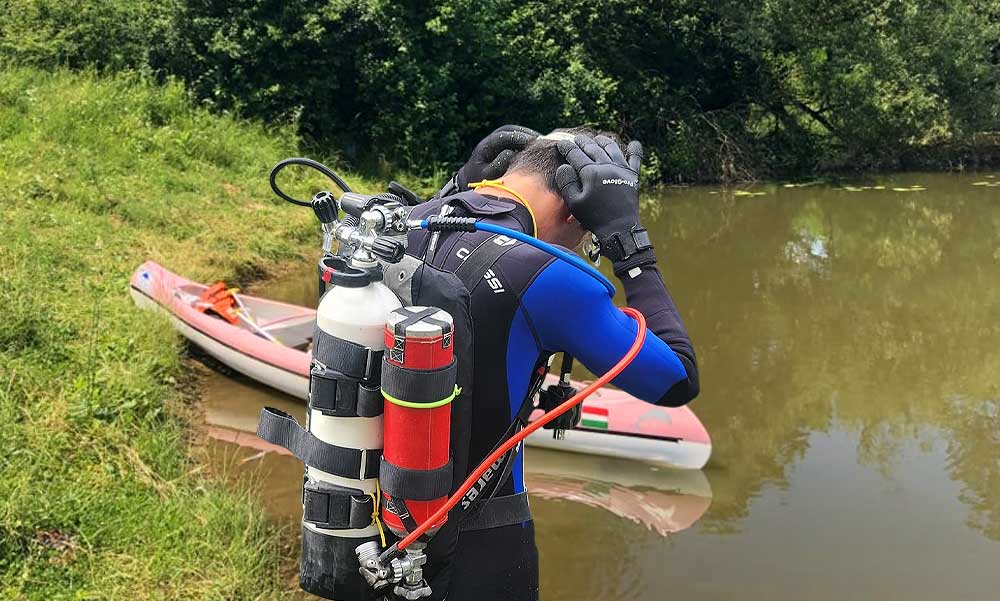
[0,67,383,599]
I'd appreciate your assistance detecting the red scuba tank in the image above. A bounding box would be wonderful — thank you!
[380,307,457,536]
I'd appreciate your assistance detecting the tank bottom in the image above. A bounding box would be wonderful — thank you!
[300,524,382,601]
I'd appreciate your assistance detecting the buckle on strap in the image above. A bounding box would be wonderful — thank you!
[256,407,381,480]
[310,362,384,418]
[600,226,653,262]
[302,479,375,530]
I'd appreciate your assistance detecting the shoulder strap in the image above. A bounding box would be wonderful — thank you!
[453,235,519,292]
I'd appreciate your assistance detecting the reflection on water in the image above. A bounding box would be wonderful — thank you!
[202,172,1000,599]
[202,370,711,537]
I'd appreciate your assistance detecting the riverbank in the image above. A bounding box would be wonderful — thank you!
[0,67,390,598]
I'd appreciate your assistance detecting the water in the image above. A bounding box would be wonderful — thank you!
[201,172,1000,599]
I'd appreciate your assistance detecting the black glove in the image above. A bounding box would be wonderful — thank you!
[436,125,540,197]
[555,135,655,275]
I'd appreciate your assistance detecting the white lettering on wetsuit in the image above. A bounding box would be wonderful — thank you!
[484,269,505,294]
[602,178,638,188]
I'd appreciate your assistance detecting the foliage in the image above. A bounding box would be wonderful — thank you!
[0,66,393,599]
[2,0,998,181]
[0,0,180,73]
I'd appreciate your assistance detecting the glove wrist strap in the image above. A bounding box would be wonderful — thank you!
[600,226,653,262]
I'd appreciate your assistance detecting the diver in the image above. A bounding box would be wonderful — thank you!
[405,126,699,600]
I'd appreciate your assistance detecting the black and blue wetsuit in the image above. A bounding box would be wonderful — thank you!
[405,191,698,601]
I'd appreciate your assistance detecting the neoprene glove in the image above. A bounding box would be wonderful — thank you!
[555,135,655,275]
[436,125,540,198]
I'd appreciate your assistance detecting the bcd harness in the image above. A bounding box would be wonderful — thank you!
[384,218,543,536]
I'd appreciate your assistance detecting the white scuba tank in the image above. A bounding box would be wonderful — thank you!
[306,278,401,524]
[297,256,402,600]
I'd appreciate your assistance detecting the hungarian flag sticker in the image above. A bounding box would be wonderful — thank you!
[581,405,609,430]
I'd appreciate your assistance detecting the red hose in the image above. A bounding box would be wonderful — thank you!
[397,307,647,550]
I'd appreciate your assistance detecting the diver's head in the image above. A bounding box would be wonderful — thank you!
[501,126,618,248]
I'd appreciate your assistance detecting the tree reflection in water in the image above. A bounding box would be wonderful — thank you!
[631,174,1000,540]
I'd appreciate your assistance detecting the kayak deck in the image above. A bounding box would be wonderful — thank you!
[130,260,712,469]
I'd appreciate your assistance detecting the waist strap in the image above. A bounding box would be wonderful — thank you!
[460,492,532,532]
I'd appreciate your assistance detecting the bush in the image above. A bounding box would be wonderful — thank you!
[3,0,999,180]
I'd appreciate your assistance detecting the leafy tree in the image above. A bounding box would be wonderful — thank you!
[2,0,998,181]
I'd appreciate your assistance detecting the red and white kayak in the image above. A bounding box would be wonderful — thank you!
[130,261,712,469]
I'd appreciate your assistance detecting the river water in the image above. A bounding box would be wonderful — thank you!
[201,172,1000,599]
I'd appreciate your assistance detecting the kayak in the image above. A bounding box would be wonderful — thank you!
[130,261,712,469]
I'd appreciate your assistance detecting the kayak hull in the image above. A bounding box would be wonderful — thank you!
[130,260,712,469]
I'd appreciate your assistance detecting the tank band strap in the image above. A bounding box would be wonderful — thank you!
[379,457,454,501]
[460,492,532,532]
[380,359,457,406]
[392,306,453,338]
[302,480,374,530]
[312,327,383,382]
[257,407,381,480]
[310,364,384,418]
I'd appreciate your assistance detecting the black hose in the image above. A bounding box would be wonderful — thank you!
[269,157,354,206]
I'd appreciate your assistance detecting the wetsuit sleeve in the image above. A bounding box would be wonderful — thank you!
[520,259,698,407]
[618,264,699,405]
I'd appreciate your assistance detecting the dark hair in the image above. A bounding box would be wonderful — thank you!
[505,126,618,193]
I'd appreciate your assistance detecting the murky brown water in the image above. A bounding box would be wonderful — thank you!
[202,172,1000,599]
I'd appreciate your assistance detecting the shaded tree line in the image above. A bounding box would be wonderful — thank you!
[2,0,998,181]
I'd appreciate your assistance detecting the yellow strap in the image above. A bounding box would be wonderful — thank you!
[370,481,387,547]
[468,179,537,236]
[383,385,461,409]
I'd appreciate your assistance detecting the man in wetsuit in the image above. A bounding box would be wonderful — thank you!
[407,126,699,600]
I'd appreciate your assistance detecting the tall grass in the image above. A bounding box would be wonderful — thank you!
[0,67,382,599]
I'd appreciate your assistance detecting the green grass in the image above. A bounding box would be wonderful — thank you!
[0,66,389,599]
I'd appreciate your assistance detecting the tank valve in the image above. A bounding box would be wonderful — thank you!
[356,542,432,600]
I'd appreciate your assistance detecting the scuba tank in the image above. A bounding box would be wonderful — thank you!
[258,160,447,600]
[374,307,458,600]
[258,251,402,600]
[258,161,401,599]
[380,306,456,539]
[300,253,401,599]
